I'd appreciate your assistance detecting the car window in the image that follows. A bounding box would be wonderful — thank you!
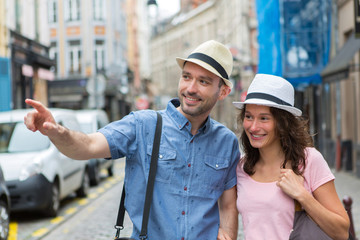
[0,122,50,153]
[80,123,93,134]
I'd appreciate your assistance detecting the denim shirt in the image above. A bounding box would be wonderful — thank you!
[99,99,240,240]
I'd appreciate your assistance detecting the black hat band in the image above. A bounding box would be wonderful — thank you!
[186,52,228,79]
[245,92,292,106]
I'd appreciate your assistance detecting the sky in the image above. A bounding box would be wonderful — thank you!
[156,0,180,19]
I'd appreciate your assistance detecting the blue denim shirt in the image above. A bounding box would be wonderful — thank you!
[99,99,240,240]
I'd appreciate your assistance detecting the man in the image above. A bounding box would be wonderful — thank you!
[24,40,240,240]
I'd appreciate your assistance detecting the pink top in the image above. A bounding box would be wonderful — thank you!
[236,147,335,240]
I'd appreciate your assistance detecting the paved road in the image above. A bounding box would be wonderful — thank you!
[332,169,360,238]
[40,159,132,240]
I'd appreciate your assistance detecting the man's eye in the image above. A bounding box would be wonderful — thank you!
[200,79,209,85]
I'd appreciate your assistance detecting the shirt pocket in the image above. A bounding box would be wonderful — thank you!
[202,155,230,194]
[147,145,177,183]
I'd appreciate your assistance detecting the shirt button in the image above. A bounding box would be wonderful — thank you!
[184,186,187,191]
[159,154,163,159]
[215,164,219,168]
[182,211,185,215]
[188,163,191,167]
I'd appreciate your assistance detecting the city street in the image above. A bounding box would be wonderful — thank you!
[8,159,130,240]
[8,158,360,240]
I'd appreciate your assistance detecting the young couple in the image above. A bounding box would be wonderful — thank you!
[24,40,349,239]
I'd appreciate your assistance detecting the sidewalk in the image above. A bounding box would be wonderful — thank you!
[333,169,360,238]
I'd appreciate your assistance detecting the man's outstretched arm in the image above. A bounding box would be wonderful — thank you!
[24,99,111,160]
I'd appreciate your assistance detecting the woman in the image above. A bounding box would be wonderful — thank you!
[233,74,350,240]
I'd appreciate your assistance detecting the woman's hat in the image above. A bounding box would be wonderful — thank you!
[233,74,302,116]
[176,40,233,88]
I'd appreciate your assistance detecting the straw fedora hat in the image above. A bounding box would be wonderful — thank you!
[233,74,302,116]
[176,40,233,88]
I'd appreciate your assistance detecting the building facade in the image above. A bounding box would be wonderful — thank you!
[321,0,360,177]
[2,0,55,110]
[149,0,257,131]
[47,0,129,120]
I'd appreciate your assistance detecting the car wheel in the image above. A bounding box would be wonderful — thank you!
[43,181,60,218]
[0,200,9,240]
[90,163,101,186]
[107,164,114,177]
[76,170,90,198]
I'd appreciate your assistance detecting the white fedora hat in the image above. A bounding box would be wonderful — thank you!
[176,40,233,88]
[233,74,302,116]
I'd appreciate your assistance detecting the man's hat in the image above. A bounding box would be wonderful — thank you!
[233,74,302,116]
[176,40,233,88]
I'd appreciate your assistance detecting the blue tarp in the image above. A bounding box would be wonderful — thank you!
[0,58,11,111]
[255,0,282,76]
[255,0,331,89]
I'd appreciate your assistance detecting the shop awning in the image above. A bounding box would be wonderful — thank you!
[321,33,360,83]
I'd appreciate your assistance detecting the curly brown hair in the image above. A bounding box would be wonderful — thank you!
[237,105,314,176]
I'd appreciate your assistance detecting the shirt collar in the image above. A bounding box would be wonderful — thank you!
[166,98,211,133]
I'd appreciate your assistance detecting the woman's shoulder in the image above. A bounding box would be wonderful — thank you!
[304,147,332,172]
[305,147,324,162]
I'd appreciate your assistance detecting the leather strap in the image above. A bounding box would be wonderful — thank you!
[115,112,162,240]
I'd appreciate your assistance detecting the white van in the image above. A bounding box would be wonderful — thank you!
[0,108,89,217]
[76,109,114,185]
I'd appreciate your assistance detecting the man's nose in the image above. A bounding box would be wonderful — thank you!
[187,79,198,93]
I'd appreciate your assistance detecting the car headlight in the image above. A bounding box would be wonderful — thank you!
[19,161,43,181]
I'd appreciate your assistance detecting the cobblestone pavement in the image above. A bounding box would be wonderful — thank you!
[40,159,133,240]
[332,169,360,238]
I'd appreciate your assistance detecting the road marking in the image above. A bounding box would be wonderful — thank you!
[65,207,78,215]
[8,159,126,240]
[78,198,88,205]
[31,228,48,237]
[50,216,64,224]
[8,223,17,240]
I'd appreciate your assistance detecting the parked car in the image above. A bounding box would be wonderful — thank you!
[0,164,10,240]
[76,109,114,186]
[0,109,90,217]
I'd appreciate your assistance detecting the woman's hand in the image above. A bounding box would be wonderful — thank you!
[276,169,306,200]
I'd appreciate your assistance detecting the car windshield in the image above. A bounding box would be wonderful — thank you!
[0,122,50,153]
[79,122,92,134]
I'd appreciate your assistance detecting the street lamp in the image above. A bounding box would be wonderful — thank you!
[147,0,158,35]
[147,0,157,6]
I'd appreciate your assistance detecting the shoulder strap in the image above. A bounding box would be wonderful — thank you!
[139,111,162,239]
[115,112,162,240]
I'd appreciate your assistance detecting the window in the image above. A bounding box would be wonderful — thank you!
[48,0,57,23]
[93,0,105,21]
[50,42,58,74]
[68,40,82,75]
[95,40,105,73]
[65,0,80,22]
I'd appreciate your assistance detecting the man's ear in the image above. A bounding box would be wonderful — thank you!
[218,85,231,100]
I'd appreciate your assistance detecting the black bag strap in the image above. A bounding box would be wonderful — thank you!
[115,112,162,240]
